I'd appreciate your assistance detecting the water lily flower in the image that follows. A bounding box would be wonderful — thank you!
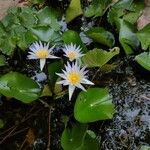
[27,41,59,71]
[63,43,84,61]
[56,62,94,100]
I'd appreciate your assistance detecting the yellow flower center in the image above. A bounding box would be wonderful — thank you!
[68,72,81,85]
[67,51,77,61]
[36,49,49,59]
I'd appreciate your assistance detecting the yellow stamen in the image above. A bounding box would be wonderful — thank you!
[68,72,81,85]
[67,51,77,61]
[36,49,49,58]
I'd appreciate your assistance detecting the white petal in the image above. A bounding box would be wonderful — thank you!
[40,58,46,71]
[81,79,94,85]
[56,73,66,79]
[76,83,86,91]
[69,85,75,100]
[47,55,59,59]
[27,55,37,59]
[56,80,68,85]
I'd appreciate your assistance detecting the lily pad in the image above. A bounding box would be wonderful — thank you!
[61,123,99,150]
[66,0,82,23]
[74,88,114,123]
[82,47,119,68]
[84,0,112,18]
[61,124,88,150]
[63,30,87,53]
[85,27,115,47]
[31,26,62,44]
[137,24,150,50]
[119,19,139,55]
[135,52,150,71]
[37,6,60,31]
[0,72,41,103]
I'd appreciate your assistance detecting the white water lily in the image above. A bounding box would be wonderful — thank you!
[27,41,59,71]
[63,43,84,61]
[56,62,94,100]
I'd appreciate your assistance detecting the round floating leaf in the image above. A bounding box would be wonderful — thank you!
[74,88,114,123]
[85,27,115,47]
[119,19,139,55]
[82,47,119,68]
[84,0,112,18]
[37,6,60,31]
[63,30,88,53]
[66,0,82,23]
[61,123,99,150]
[0,72,41,103]
[61,124,88,150]
[31,26,62,43]
[135,52,150,71]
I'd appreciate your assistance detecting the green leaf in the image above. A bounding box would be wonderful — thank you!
[29,0,44,5]
[107,0,134,26]
[135,52,150,71]
[61,123,99,150]
[0,119,4,128]
[0,34,16,56]
[37,6,60,31]
[85,27,115,47]
[18,7,37,28]
[48,61,63,87]
[61,123,88,150]
[82,47,119,68]
[17,30,38,50]
[66,0,82,23]
[63,30,87,53]
[40,84,52,97]
[123,1,144,24]
[74,88,114,123]
[31,26,62,44]
[140,146,150,150]
[0,55,7,66]
[0,72,41,103]
[84,0,112,18]
[119,19,139,55]
[137,24,150,50]
[78,132,99,150]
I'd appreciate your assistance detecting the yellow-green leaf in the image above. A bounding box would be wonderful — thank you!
[66,0,82,23]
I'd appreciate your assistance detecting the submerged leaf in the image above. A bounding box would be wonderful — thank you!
[0,119,4,128]
[74,88,114,123]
